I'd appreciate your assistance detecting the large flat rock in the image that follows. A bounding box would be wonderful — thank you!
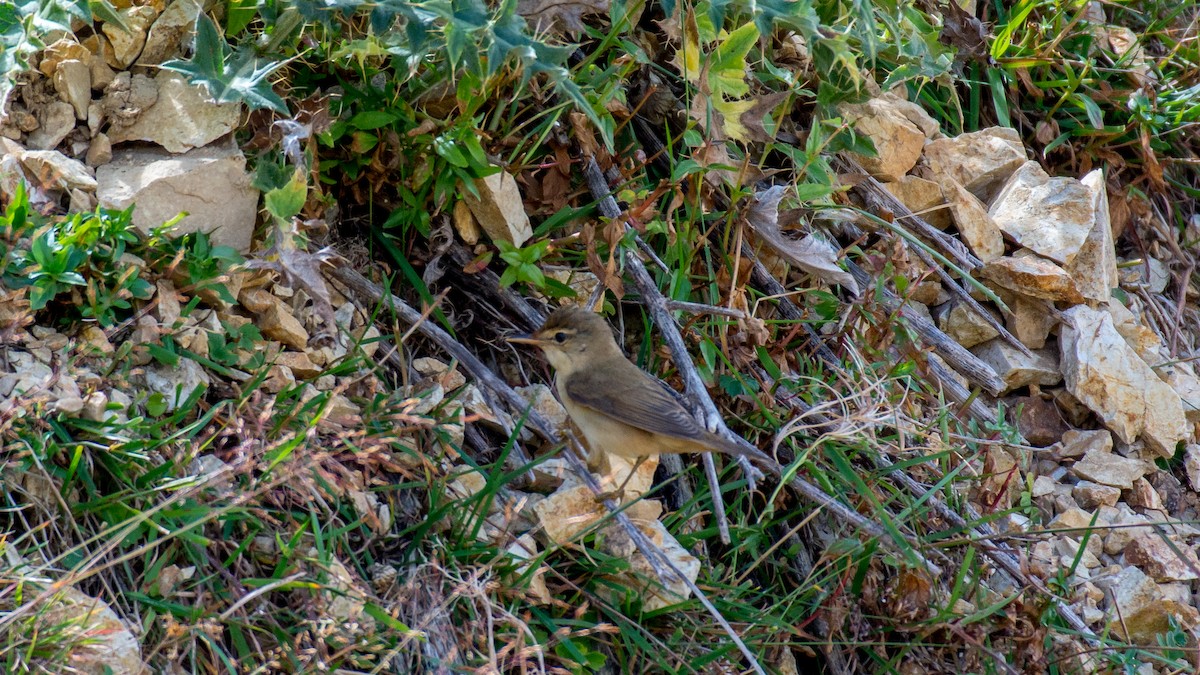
[96,140,257,252]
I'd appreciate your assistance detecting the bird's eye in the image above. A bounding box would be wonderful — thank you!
[554,332,568,343]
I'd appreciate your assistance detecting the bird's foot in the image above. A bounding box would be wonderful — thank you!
[593,487,627,504]
[594,455,648,504]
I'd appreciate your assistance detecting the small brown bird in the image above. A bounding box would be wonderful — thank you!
[506,307,754,473]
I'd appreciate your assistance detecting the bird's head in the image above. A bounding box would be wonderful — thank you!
[506,307,617,373]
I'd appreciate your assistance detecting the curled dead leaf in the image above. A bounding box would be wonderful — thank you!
[745,186,859,296]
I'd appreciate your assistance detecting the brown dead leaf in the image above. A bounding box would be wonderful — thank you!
[1034,119,1058,145]
[1108,185,1131,240]
[580,223,625,299]
[885,568,933,623]
[461,250,493,274]
[244,243,341,333]
[737,92,791,143]
[1139,127,1165,190]
[745,186,859,295]
[570,111,600,157]
[517,0,615,35]
[938,0,990,65]
[654,0,684,42]
[1014,67,1040,99]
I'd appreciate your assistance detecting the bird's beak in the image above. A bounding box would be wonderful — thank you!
[505,333,543,346]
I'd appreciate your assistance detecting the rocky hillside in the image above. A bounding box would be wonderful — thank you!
[2,0,1200,673]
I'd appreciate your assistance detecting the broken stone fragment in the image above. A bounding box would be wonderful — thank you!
[1059,305,1188,458]
[505,534,551,604]
[515,383,568,431]
[138,0,201,66]
[1064,170,1118,304]
[882,175,953,230]
[1070,449,1152,490]
[1099,504,1196,556]
[979,253,1084,304]
[939,301,999,349]
[452,199,482,245]
[974,445,1018,507]
[460,170,533,247]
[1185,445,1200,491]
[941,178,1004,262]
[17,150,97,193]
[52,59,91,120]
[254,296,309,351]
[102,5,158,68]
[325,393,361,427]
[31,586,149,675]
[457,384,517,433]
[924,126,1027,201]
[1047,507,1103,559]
[1053,536,1101,568]
[276,351,321,379]
[1005,295,1056,350]
[86,133,113,167]
[533,483,662,545]
[37,38,93,77]
[989,162,1095,266]
[1059,429,1113,459]
[1125,477,1164,513]
[1105,300,1200,423]
[1012,394,1068,446]
[27,101,76,150]
[594,453,658,501]
[1071,481,1120,509]
[1096,565,1200,643]
[101,72,159,129]
[144,357,210,411]
[1030,474,1057,499]
[1118,256,1170,294]
[107,71,241,153]
[839,96,928,182]
[413,357,468,390]
[970,339,1061,394]
[599,517,700,611]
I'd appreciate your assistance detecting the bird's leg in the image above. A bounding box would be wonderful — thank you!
[595,455,648,504]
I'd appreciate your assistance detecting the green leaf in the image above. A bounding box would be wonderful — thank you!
[146,392,168,417]
[1073,93,1104,130]
[264,173,307,223]
[754,0,820,38]
[987,68,1011,128]
[434,135,470,167]
[224,0,257,35]
[348,110,399,130]
[709,22,758,98]
[160,14,287,113]
[29,283,56,310]
[89,0,128,31]
[59,271,87,286]
[991,0,1036,60]
[518,263,545,288]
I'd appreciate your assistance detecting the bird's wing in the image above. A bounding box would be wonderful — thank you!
[563,365,707,442]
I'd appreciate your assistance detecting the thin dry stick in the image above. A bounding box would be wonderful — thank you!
[327,265,769,675]
[665,299,747,318]
[580,156,945,575]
